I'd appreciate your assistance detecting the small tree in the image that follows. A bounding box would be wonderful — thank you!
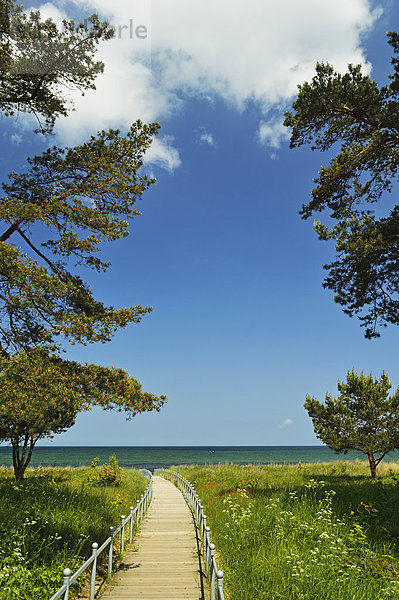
[304,370,399,478]
[0,349,165,480]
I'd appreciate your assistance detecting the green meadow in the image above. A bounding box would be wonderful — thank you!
[3,461,399,600]
[175,462,399,600]
[0,464,147,600]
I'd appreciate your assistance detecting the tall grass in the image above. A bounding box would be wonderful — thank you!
[0,464,147,599]
[175,462,399,600]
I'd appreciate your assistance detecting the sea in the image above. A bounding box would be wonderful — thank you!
[1,446,398,471]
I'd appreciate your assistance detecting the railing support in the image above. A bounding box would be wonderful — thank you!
[202,514,207,548]
[136,499,140,525]
[205,526,211,574]
[217,570,224,599]
[89,543,98,600]
[120,515,125,556]
[108,526,114,579]
[129,506,134,543]
[210,544,216,600]
[63,568,71,600]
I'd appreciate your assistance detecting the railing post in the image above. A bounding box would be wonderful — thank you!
[210,544,216,600]
[140,494,144,521]
[202,514,207,548]
[194,492,198,520]
[108,527,114,578]
[129,506,134,543]
[217,570,224,599]
[89,543,98,600]
[120,515,125,555]
[63,568,71,600]
[205,526,211,574]
[199,502,203,534]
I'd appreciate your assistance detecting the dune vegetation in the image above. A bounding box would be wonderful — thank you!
[175,462,399,600]
[0,461,147,600]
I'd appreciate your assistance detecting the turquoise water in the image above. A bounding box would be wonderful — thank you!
[1,446,398,471]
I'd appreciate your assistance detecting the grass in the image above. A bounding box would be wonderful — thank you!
[174,461,399,600]
[0,462,148,600]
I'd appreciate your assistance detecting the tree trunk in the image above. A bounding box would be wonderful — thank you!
[12,435,35,481]
[13,457,27,481]
[367,450,377,478]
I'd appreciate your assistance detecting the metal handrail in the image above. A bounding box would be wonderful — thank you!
[155,469,225,600]
[48,470,153,600]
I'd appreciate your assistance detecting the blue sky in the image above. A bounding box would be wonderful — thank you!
[2,0,399,446]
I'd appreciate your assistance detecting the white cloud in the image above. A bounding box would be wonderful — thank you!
[144,136,181,172]
[258,117,291,150]
[10,133,23,144]
[30,1,66,24]
[198,131,216,147]
[277,418,294,429]
[149,0,380,113]
[34,0,381,165]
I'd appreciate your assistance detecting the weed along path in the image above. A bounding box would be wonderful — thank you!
[101,475,205,600]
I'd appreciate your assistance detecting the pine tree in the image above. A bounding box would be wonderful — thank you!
[0,1,166,459]
[285,33,399,338]
[305,370,399,477]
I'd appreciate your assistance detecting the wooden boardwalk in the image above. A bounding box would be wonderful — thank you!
[101,476,205,600]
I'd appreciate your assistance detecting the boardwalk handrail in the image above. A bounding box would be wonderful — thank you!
[48,469,153,600]
[156,469,225,600]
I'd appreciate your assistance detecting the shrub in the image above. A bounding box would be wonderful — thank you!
[85,454,124,487]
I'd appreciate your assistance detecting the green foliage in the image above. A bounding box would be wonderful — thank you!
[84,454,124,487]
[175,463,399,600]
[0,1,166,468]
[0,349,80,481]
[284,32,399,338]
[304,370,399,477]
[0,0,113,133]
[0,1,162,355]
[0,350,165,480]
[0,466,147,599]
[0,120,160,352]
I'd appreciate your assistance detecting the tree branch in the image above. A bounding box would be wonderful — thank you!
[0,219,24,241]
[16,226,59,272]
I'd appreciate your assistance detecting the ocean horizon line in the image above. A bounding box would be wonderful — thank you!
[1,445,396,470]
[30,444,328,448]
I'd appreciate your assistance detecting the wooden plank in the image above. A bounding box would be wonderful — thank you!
[101,476,205,600]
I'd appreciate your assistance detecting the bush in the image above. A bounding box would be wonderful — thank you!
[85,454,124,487]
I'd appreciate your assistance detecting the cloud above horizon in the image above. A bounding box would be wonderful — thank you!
[198,131,216,147]
[277,418,294,429]
[32,0,381,168]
